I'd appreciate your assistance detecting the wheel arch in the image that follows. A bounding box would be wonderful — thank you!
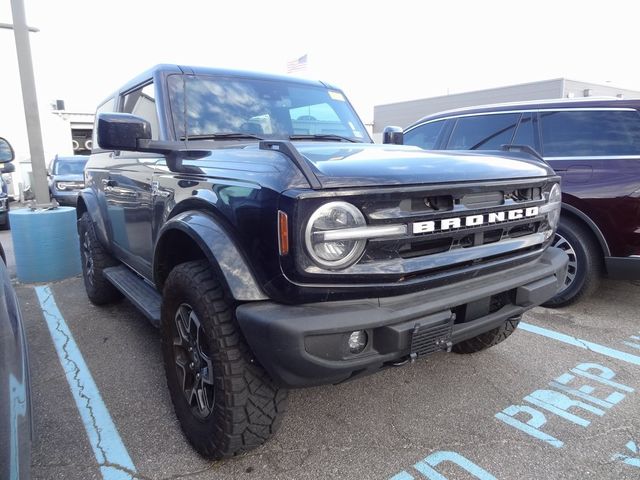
[153,210,267,301]
[561,203,610,257]
[76,190,110,249]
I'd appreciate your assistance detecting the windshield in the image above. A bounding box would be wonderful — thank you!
[167,74,369,142]
[54,157,87,175]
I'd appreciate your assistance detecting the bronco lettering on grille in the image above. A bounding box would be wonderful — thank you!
[412,206,539,235]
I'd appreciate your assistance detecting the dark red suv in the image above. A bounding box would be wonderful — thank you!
[401,98,640,306]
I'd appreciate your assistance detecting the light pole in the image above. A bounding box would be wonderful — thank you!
[1,0,51,206]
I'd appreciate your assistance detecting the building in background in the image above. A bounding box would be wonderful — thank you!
[373,78,640,141]
[14,107,93,200]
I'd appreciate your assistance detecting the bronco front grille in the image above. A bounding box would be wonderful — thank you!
[294,178,554,283]
[396,219,542,260]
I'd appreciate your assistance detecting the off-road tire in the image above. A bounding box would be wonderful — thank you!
[78,212,122,305]
[543,217,602,308]
[161,260,288,459]
[452,315,521,354]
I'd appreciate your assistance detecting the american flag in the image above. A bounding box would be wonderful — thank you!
[287,54,308,73]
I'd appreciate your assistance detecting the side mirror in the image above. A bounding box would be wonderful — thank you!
[0,137,15,163]
[1,163,15,174]
[382,126,404,145]
[96,112,152,151]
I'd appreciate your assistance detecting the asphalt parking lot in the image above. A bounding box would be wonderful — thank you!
[4,231,639,480]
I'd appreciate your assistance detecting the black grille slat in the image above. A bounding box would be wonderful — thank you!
[396,219,543,259]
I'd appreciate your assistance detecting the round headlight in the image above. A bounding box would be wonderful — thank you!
[547,183,561,229]
[305,202,366,269]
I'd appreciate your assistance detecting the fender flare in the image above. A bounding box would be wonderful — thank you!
[154,211,268,301]
[561,203,611,257]
[77,189,110,248]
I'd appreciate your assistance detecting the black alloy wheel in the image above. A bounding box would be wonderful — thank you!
[82,230,95,287]
[171,303,215,419]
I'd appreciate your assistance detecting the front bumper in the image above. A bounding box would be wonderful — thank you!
[605,256,640,280]
[52,191,80,206]
[237,247,569,388]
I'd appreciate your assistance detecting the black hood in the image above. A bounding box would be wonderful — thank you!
[294,143,554,188]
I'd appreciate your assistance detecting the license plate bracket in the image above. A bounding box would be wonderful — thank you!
[410,313,455,359]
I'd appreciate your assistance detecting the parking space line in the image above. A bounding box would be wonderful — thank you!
[35,285,137,480]
[520,322,640,366]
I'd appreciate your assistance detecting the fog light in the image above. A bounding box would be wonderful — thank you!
[348,330,368,354]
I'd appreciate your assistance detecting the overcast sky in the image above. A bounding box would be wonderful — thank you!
[2,0,640,157]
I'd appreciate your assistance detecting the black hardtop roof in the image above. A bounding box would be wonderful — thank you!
[99,64,341,107]
[408,97,640,129]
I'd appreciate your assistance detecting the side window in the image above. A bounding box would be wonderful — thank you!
[511,113,536,149]
[92,97,116,149]
[404,120,445,150]
[121,82,159,139]
[540,110,640,157]
[447,113,519,150]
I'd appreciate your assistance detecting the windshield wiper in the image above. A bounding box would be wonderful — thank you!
[180,133,264,141]
[288,134,360,143]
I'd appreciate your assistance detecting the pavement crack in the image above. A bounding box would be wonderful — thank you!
[156,463,220,480]
[41,289,147,479]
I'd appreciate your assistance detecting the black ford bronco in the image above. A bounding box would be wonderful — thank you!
[78,64,568,458]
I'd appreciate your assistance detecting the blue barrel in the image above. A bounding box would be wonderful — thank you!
[9,207,81,283]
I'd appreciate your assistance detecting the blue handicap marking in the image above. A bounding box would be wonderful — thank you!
[495,405,563,448]
[624,341,640,351]
[551,371,626,408]
[623,333,640,351]
[524,389,605,427]
[495,362,633,449]
[612,441,640,468]
[413,451,497,480]
[390,451,496,480]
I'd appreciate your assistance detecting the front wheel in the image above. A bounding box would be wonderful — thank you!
[161,260,288,459]
[452,315,521,354]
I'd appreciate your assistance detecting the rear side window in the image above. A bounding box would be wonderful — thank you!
[540,110,640,157]
[447,113,520,150]
[121,82,159,139]
[404,120,445,150]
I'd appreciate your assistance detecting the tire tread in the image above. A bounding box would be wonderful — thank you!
[452,316,521,354]
[78,212,122,305]
[161,260,287,459]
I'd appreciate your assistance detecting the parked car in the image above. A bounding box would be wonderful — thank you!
[403,98,640,307]
[0,149,15,229]
[0,176,9,230]
[0,137,32,479]
[78,64,567,459]
[48,155,88,206]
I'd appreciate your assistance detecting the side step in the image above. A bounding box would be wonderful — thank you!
[103,265,162,327]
